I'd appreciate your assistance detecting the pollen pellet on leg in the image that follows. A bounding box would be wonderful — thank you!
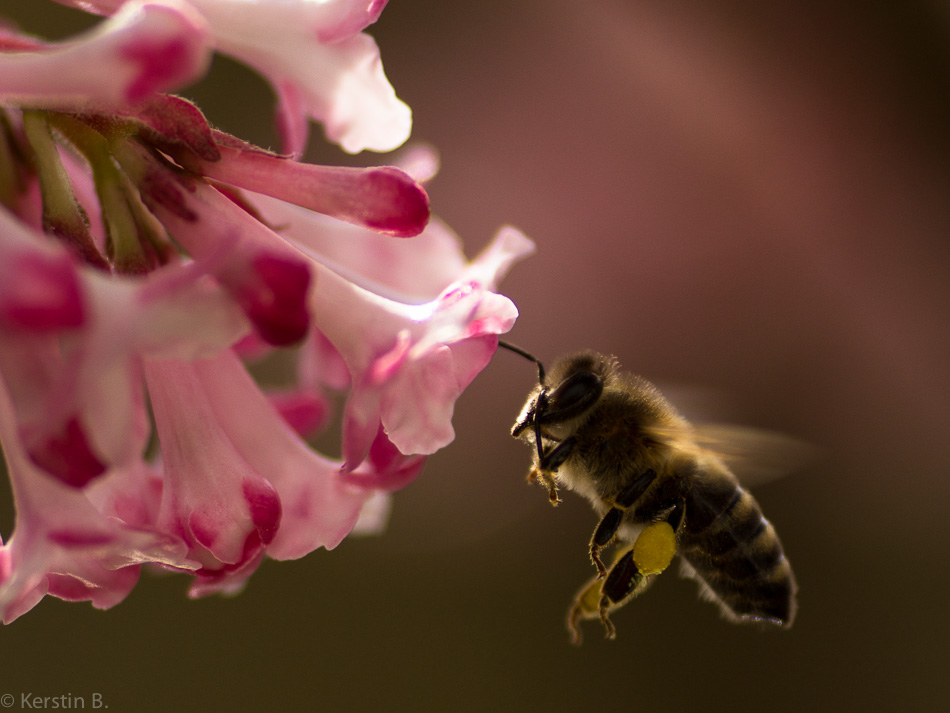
[574,576,604,618]
[632,521,676,575]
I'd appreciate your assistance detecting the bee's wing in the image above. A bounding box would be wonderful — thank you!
[654,383,816,487]
[691,424,817,487]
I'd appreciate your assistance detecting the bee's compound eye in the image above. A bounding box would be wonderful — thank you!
[542,371,603,422]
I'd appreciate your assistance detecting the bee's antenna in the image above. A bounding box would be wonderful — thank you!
[498,340,546,384]
[499,340,549,469]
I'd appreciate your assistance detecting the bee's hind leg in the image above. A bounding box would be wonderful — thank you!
[567,574,611,645]
[588,469,658,577]
[569,506,682,642]
[567,552,654,644]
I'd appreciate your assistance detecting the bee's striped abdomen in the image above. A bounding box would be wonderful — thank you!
[679,463,797,627]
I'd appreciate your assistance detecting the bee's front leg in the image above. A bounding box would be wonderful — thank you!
[526,465,561,505]
[528,436,577,506]
[539,436,576,472]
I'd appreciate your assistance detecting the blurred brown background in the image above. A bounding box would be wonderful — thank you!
[4,1,950,711]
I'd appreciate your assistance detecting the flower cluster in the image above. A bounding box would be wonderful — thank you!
[0,0,533,622]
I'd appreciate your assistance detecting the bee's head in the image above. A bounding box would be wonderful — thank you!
[510,350,616,438]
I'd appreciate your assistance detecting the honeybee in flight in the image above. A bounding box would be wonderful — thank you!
[500,344,797,643]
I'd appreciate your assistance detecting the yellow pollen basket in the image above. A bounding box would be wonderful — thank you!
[632,521,677,575]
[574,577,604,617]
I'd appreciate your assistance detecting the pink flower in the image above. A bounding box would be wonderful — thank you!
[147,171,533,472]
[191,185,535,471]
[0,1,211,108]
[0,375,196,624]
[131,142,427,343]
[182,131,430,237]
[197,0,410,155]
[144,357,281,594]
[162,350,371,565]
[0,2,533,621]
[52,0,410,154]
[308,229,534,471]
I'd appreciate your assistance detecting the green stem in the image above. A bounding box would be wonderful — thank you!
[49,113,167,274]
[21,110,108,269]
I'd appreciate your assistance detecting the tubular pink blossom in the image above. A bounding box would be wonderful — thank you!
[300,226,536,469]
[144,357,281,592]
[187,349,371,561]
[0,1,211,109]
[185,132,429,237]
[0,376,196,624]
[79,263,248,467]
[53,0,410,154]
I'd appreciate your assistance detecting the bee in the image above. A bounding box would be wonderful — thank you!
[500,344,797,643]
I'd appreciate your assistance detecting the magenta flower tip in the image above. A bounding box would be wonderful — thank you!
[236,254,312,347]
[360,167,431,238]
[27,418,108,489]
[119,12,208,102]
[0,0,211,110]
